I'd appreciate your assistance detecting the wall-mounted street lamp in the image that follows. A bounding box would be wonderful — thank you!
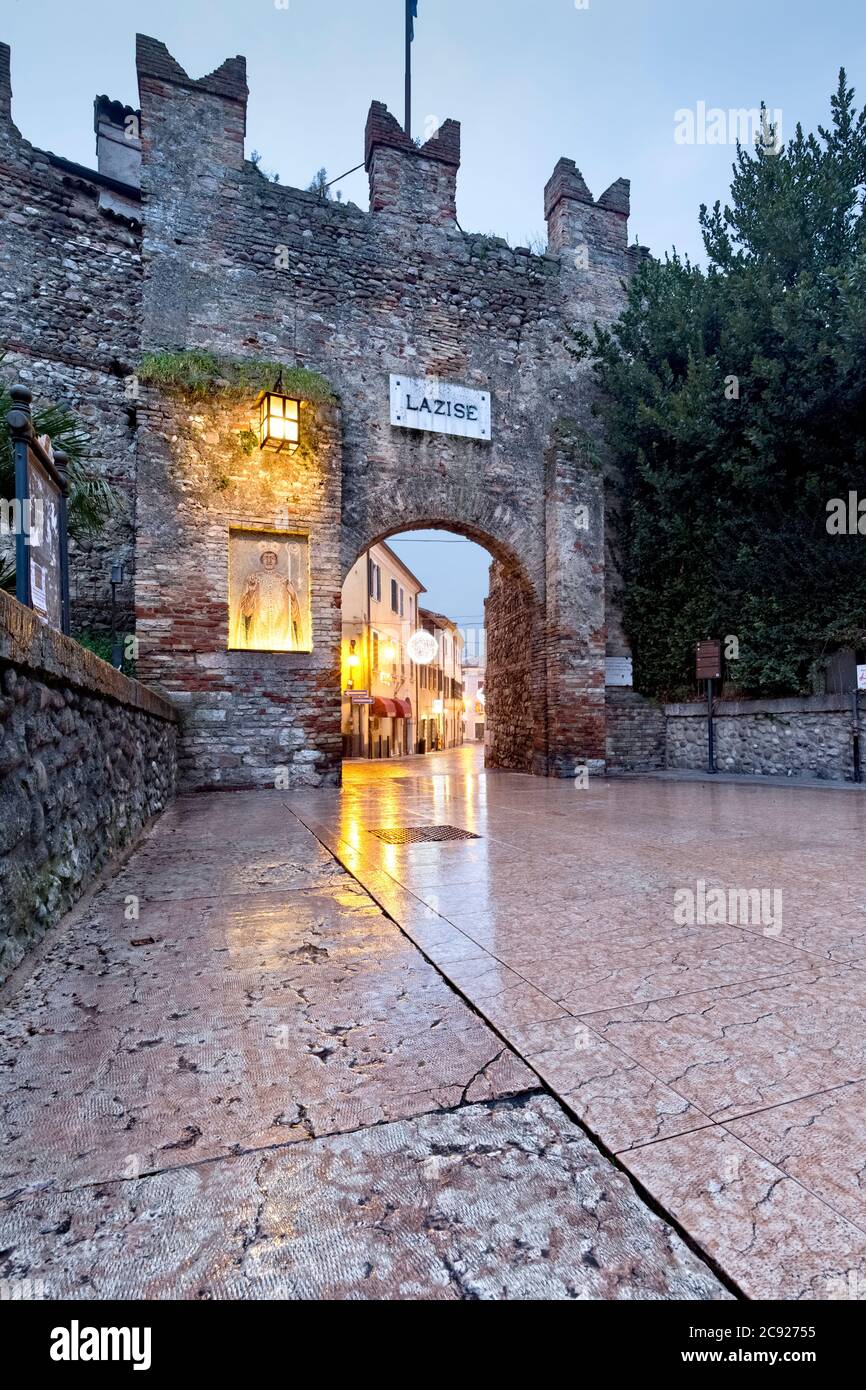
[110,561,124,670]
[258,390,300,454]
[346,637,360,690]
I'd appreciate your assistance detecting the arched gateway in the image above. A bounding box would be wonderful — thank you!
[126,38,642,789]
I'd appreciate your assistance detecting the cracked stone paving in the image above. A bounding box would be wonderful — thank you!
[0,761,730,1301]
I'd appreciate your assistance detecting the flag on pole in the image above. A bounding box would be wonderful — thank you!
[408,1,419,42]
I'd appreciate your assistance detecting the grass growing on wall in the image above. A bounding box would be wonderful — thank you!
[137,351,337,405]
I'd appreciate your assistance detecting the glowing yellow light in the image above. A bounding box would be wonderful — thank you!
[259,392,300,453]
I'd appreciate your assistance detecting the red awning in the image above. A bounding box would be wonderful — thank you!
[393,698,412,719]
[372,696,398,717]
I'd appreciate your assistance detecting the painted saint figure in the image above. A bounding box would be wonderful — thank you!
[232,541,304,651]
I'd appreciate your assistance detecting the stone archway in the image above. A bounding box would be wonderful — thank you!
[339,413,607,782]
[342,514,547,776]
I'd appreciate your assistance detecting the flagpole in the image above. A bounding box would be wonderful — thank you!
[404,0,412,136]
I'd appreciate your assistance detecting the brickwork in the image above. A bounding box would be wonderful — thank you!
[605,688,666,770]
[135,394,343,789]
[485,562,540,773]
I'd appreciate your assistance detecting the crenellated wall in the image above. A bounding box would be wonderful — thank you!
[130,33,635,784]
[1,30,645,787]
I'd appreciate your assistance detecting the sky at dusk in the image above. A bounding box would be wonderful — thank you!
[4,0,861,624]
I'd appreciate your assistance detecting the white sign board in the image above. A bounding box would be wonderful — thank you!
[605,656,634,688]
[857,665,866,691]
[390,374,491,441]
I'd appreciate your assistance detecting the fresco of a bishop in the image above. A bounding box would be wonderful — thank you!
[229,537,307,651]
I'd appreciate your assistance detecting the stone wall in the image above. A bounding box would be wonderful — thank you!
[0,589,176,982]
[485,561,539,774]
[665,694,865,782]
[135,395,343,790]
[605,688,666,770]
[132,35,634,785]
[0,42,141,635]
[543,421,606,774]
[1,31,645,786]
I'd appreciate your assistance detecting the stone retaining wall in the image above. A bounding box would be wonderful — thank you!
[0,590,176,981]
[665,694,864,782]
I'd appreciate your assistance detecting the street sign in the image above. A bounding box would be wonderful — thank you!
[858,665,866,691]
[605,656,633,688]
[6,384,71,634]
[695,640,722,775]
[695,640,722,681]
[390,374,491,441]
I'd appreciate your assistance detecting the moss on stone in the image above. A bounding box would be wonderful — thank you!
[138,351,338,405]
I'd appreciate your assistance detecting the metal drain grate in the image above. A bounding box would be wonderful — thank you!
[370,825,481,845]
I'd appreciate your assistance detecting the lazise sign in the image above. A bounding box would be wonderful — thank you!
[389,375,491,441]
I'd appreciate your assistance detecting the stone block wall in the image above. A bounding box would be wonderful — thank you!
[665,694,866,782]
[485,561,539,774]
[0,42,142,635]
[543,422,606,775]
[131,35,635,784]
[135,395,343,790]
[1,30,646,786]
[605,688,666,770]
[0,589,176,982]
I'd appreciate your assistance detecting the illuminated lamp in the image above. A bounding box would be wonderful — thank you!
[407,629,438,665]
[258,386,300,453]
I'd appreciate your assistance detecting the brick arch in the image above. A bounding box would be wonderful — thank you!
[340,485,544,603]
[342,512,548,776]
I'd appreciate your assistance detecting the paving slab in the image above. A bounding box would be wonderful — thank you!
[0,783,728,1300]
[288,745,866,1298]
[0,1095,728,1301]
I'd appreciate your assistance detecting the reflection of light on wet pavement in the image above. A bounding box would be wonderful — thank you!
[285,745,866,1301]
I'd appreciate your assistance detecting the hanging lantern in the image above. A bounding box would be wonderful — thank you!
[258,391,300,453]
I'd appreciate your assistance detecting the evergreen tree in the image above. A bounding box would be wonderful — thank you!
[576,73,866,698]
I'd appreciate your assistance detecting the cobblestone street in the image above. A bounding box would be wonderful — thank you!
[0,773,727,1301]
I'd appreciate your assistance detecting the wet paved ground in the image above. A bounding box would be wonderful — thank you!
[0,786,726,1300]
[288,746,866,1300]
